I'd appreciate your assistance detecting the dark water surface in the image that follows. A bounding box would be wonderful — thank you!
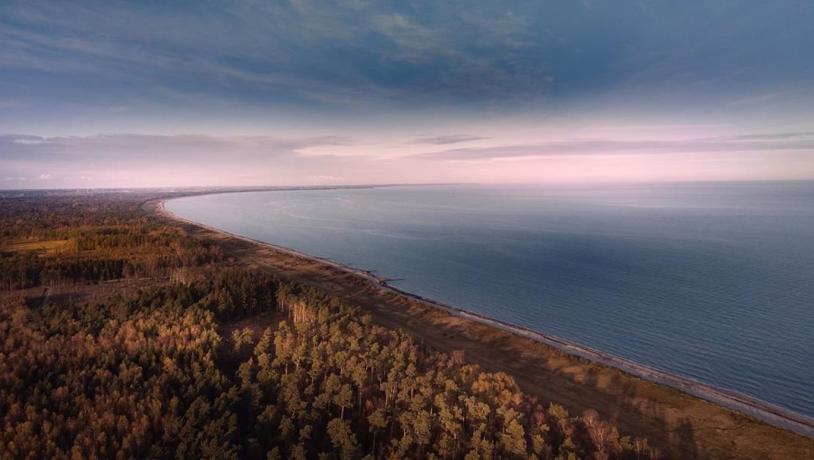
[167,182,814,418]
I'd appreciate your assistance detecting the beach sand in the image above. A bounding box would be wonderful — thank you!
[151,196,814,459]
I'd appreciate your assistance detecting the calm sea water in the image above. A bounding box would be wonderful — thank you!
[167,182,814,418]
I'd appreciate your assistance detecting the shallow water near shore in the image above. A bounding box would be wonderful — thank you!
[167,182,814,419]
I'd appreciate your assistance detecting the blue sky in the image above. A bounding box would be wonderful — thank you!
[1,1,813,187]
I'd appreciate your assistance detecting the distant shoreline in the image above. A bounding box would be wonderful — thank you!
[154,189,814,440]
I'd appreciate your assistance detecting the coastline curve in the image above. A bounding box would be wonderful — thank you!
[155,192,814,439]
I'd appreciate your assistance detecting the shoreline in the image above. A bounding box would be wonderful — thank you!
[154,193,814,440]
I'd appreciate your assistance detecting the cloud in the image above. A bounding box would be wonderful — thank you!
[0,131,375,189]
[0,133,352,163]
[417,133,814,161]
[733,132,814,141]
[0,0,564,111]
[726,92,781,108]
[410,135,489,145]
[2,0,811,118]
[373,14,445,60]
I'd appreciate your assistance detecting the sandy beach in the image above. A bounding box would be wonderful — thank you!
[151,194,814,459]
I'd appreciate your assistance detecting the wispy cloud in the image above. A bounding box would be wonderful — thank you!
[417,133,814,161]
[373,14,446,62]
[1,1,813,186]
[2,0,811,117]
[410,134,490,145]
[0,1,554,110]
[0,131,372,188]
[0,133,351,162]
[733,132,814,141]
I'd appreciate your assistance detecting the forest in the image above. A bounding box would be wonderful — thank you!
[0,190,659,459]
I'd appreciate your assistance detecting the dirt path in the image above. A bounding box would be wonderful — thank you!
[151,198,814,460]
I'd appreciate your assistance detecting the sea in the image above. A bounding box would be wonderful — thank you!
[166,182,814,420]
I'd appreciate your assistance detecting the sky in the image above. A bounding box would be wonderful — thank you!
[1,0,813,188]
